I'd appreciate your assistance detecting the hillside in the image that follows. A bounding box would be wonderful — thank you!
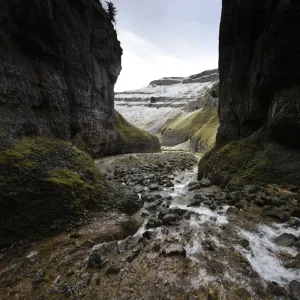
[115,69,219,151]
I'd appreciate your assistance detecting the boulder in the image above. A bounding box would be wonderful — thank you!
[162,214,177,225]
[289,280,300,297]
[146,218,162,229]
[264,209,291,222]
[141,192,162,203]
[149,183,159,191]
[88,241,119,268]
[199,178,211,187]
[275,233,296,247]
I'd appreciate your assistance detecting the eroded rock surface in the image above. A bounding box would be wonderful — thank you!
[199,1,300,186]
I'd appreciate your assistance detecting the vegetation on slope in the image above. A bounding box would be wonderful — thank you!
[115,111,161,153]
[191,113,219,152]
[0,137,141,248]
[161,108,219,151]
[198,136,300,188]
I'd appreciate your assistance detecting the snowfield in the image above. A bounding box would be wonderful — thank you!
[115,70,218,135]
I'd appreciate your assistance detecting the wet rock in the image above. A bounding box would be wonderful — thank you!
[294,241,300,250]
[289,280,300,298]
[164,163,173,173]
[147,199,163,211]
[88,252,107,269]
[291,208,300,218]
[188,183,201,191]
[141,210,150,217]
[285,258,300,269]
[199,178,211,187]
[141,192,162,203]
[162,214,177,225]
[275,233,296,247]
[168,207,186,217]
[134,185,145,193]
[226,207,238,216]
[188,199,201,207]
[69,233,80,239]
[146,218,162,229]
[209,203,217,210]
[162,244,186,257]
[244,185,259,194]
[289,219,300,228]
[264,209,291,222]
[202,240,216,251]
[240,239,250,249]
[142,231,153,240]
[165,181,174,188]
[254,199,265,206]
[267,282,286,297]
[126,247,142,262]
[88,241,119,268]
[33,269,45,284]
[152,241,161,252]
[105,265,121,275]
[158,209,169,219]
[149,183,159,191]
[228,191,243,204]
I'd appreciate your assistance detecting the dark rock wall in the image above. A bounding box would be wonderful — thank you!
[217,0,300,148]
[0,0,122,157]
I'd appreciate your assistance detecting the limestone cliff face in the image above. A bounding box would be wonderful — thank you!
[217,0,300,148]
[0,0,159,247]
[0,0,140,157]
[198,1,300,186]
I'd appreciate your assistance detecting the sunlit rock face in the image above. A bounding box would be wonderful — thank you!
[218,0,300,148]
[0,0,122,157]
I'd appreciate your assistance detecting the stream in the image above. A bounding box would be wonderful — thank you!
[0,151,299,299]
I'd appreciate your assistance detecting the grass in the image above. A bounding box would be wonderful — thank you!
[115,111,160,152]
[191,114,219,151]
[161,108,219,151]
[115,111,153,142]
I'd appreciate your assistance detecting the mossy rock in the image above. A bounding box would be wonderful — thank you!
[198,136,300,188]
[0,137,141,248]
[115,110,160,153]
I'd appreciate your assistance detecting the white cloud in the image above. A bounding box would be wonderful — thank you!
[115,29,218,92]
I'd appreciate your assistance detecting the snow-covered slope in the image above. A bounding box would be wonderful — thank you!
[115,69,219,135]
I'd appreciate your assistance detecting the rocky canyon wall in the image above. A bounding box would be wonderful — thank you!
[0,0,158,247]
[0,0,159,156]
[199,0,300,186]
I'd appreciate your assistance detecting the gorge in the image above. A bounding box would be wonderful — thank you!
[0,0,300,299]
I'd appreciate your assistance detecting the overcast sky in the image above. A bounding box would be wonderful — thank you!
[110,0,221,91]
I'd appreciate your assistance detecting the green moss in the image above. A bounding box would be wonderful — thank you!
[46,169,85,187]
[0,137,110,247]
[115,111,152,141]
[161,108,218,147]
[158,113,182,134]
[115,111,160,152]
[191,114,219,151]
[198,137,300,187]
[0,139,32,162]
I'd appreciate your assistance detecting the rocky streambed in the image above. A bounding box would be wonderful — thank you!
[0,152,300,299]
